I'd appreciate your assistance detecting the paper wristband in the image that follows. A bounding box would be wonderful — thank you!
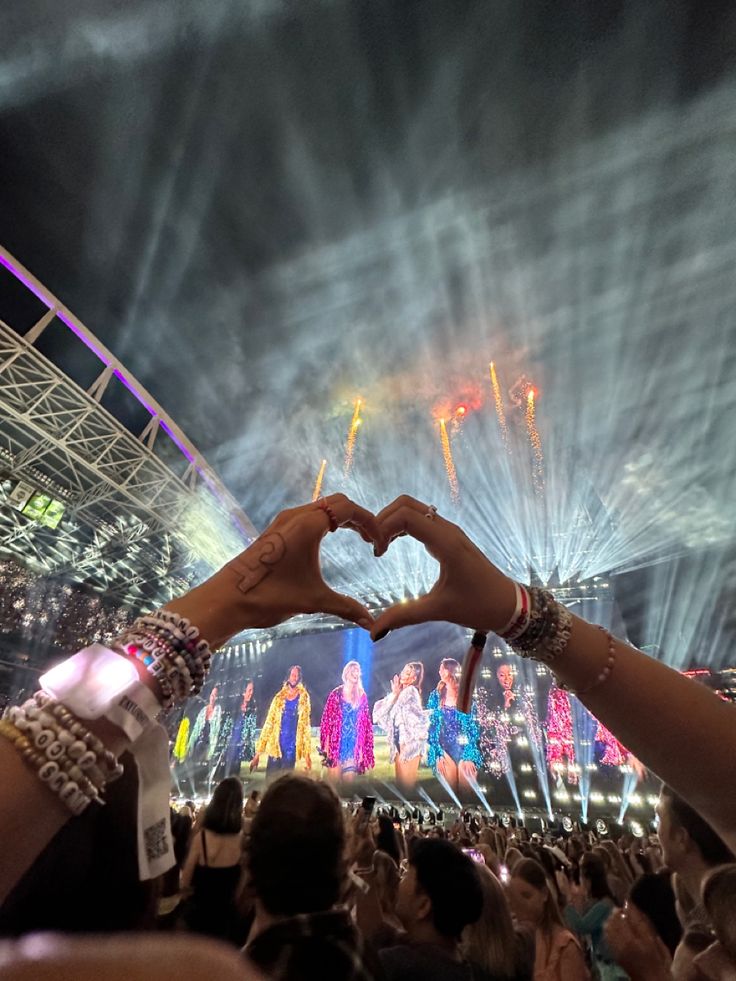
[40,643,160,741]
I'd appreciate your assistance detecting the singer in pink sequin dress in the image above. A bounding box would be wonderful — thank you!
[319,660,374,781]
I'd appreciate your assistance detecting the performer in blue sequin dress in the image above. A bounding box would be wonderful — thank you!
[426,658,482,796]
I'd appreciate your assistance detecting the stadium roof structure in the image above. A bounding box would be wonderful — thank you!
[0,245,258,610]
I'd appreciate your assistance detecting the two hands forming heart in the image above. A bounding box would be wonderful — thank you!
[223,494,518,641]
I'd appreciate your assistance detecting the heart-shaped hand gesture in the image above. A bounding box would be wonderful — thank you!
[370,495,517,639]
[224,493,385,632]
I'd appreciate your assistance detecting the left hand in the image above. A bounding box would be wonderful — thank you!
[169,495,385,646]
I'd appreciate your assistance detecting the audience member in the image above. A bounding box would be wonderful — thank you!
[565,853,625,980]
[180,777,245,942]
[461,864,531,980]
[380,838,483,981]
[244,774,381,980]
[507,858,590,981]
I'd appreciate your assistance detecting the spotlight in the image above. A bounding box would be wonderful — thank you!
[456,404,467,416]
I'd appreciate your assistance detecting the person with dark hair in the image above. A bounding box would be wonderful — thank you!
[379,838,483,981]
[375,812,403,867]
[373,661,428,789]
[244,773,380,980]
[250,665,312,774]
[426,658,482,797]
[187,685,222,763]
[628,870,682,957]
[565,853,626,980]
[507,858,589,981]
[655,784,734,978]
[218,680,258,778]
[180,777,244,941]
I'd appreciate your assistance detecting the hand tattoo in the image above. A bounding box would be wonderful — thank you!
[228,532,286,594]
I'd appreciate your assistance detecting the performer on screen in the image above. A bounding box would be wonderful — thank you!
[250,665,312,774]
[319,660,375,782]
[373,661,428,790]
[427,658,482,794]
[215,679,258,778]
[187,685,222,763]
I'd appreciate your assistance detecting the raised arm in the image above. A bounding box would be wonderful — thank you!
[370,495,736,852]
[0,495,383,904]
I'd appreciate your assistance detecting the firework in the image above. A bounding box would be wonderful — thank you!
[311,458,327,502]
[489,361,509,448]
[525,388,545,494]
[439,418,460,503]
[343,398,363,478]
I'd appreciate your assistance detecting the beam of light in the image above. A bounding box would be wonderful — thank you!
[418,787,440,811]
[311,458,327,501]
[465,773,494,815]
[438,418,460,503]
[525,388,545,495]
[342,398,363,478]
[618,768,641,823]
[380,781,411,808]
[435,768,463,808]
[489,361,509,450]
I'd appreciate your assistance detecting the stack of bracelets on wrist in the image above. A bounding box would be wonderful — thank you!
[1,692,124,815]
[497,584,616,694]
[498,585,573,664]
[113,610,212,710]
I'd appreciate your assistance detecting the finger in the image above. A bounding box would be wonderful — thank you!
[373,496,440,555]
[370,593,444,640]
[375,505,452,562]
[323,494,385,549]
[316,585,375,630]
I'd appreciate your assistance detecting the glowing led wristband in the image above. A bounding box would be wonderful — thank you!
[40,643,160,742]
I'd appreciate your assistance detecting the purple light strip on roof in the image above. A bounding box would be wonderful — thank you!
[0,252,50,305]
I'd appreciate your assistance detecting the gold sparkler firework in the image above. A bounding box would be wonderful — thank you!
[525,389,545,494]
[489,361,509,449]
[439,418,460,504]
[312,458,327,501]
[343,398,363,477]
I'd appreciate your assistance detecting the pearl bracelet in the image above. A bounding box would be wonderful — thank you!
[560,627,617,696]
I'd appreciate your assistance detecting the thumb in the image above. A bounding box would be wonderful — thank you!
[318,587,374,630]
[370,594,442,640]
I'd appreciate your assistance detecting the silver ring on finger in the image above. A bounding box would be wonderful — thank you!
[424,505,438,520]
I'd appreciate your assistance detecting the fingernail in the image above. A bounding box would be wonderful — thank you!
[358,618,372,630]
[373,628,391,641]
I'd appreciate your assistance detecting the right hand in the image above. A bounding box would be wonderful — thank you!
[390,674,401,696]
[249,754,260,772]
[371,496,517,639]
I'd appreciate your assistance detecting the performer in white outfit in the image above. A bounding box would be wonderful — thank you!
[373,660,428,789]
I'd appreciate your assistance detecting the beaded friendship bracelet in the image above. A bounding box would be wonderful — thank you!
[498,584,617,695]
[1,691,125,815]
[114,610,212,709]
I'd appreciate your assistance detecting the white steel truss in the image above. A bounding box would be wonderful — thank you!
[0,246,258,609]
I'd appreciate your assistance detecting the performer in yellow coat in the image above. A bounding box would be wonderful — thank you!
[250,665,312,773]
